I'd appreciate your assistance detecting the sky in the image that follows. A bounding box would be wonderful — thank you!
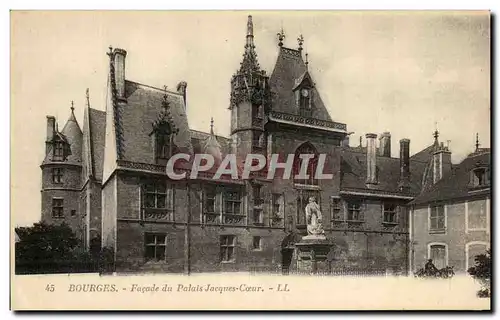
[10,11,490,226]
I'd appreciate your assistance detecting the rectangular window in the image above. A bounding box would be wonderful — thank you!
[468,199,487,230]
[52,168,63,184]
[430,205,445,231]
[272,193,284,219]
[383,203,398,224]
[144,182,170,209]
[52,198,64,218]
[347,200,363,222]
[70,210,76,217]
[429,244,447,269]
[330,197,343,221]
[252,236,262,250]
[220,235,236,262]
[223,190,242,215]
[145,233,167,262]
[156,133,172,160]
[253,185,263,206]
[142,182,174,221]
[204,185,217,214]
[53,142,64,161]
[253,209,263,225]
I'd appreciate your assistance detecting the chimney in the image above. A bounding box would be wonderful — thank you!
[433,143,452,183]
[399,139,410,191]
[46,116,55,142]
[177,81,187,109]
[46,116,56,155]
[366,133,378,184]
[379,132,391,157]
[113,48,127,99]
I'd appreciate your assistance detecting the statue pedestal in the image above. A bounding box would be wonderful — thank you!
[295,234,333,275]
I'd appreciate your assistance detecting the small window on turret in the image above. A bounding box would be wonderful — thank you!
[52,168,63,184]
[53,142,65,161]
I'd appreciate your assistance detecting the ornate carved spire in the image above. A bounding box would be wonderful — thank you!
[277,27,285,47]
[152,85,178,135]
[239,15,260,74]
[297,34,304,52]
[70,100,74,113]
[305,52,309,69]
[475,133,480,151]
[210,117,214,135]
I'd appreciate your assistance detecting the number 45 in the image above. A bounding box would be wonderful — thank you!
[45,284,55,292]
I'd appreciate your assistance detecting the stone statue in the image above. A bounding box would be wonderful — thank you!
[305,197,325,236]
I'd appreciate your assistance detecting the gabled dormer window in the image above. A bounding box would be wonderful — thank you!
[152,122,176,165]
[299,88,311,115]
[470,167,490,188]
[53,141,65,161]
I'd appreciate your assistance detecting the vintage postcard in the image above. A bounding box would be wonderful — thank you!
[10,10,491,310]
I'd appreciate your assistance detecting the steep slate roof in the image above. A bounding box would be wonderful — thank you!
[410,143,437,163]
[116,81,193,163]
[269,46,332,122]
[190,130,232,155]
[411,150,491,205]
[89,108,106,181]
[340,148,428,196]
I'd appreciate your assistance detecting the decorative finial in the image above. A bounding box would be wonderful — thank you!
[277,27,285,47]
[359,136,362,147]
[475,133,480,151]
[297,34,304,51]
[85,88,90,107]
[210,117,214,135]
[107,45,113,56]
[433,122,439,144]
[305,52,309,69]
[70,100,74,112]
[247,15,253,37]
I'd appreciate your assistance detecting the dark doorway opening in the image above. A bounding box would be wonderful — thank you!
[281,248,293,275]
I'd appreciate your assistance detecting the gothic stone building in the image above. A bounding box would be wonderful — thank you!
[42,15,454,274]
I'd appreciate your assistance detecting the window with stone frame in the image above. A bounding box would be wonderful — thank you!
[144,233,167,262]
[52,168,63,184]
[222,188,244,224]
[383,202,398,224]
[142,181,174,221]
[203,185,217,214]
[53,141,65,161]
[220,235,236,262]
[52,198,64,218]
[253,185,264,226]
[430,205,446,231]
[330,197,343,221]
[252,131,265,152]
[346,199,364,222]
[155,131,173,164]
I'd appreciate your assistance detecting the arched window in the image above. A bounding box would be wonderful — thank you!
[293,142,318,186]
